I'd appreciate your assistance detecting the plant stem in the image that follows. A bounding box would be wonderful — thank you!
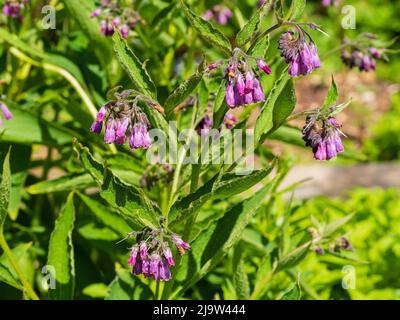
[247,23,282,54]
[0,230,39,300]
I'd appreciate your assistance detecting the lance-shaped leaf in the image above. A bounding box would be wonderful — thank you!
[236,9,263,48]
[73,139,104,186]
[174,183,272,293]
[286,0,307,20]
[321,76,338,113]
[47,192,76,300]
[77,192,131,235]
[0,148,11,228]
[164,58,206,115]
[27,174,96,195]
[100,172,160,229]
[0,145,31,221]
[180,0,232,57]
[112,31,157,99]
[106,269,153,300]
[0,108,75,147]
[169,165,274,225]
[255,70,296,144]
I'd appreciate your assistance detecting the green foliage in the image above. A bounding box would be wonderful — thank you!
[0,0,398,301]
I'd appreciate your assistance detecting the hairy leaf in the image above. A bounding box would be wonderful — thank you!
[47,192,76,300]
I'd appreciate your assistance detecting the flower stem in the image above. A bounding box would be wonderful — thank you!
[0,230,39,300]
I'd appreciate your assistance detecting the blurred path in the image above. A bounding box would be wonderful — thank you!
[280,163,400,199]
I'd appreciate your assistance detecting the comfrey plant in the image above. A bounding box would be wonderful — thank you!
[2,0,398,301]
[126,221,190,281]
[2,0,28,20]
[91,0,141,38]
[340,34,391,72]
[0,100,12,126]
[90,88,160,149]
[208,48,271,108]
[278,27,321,77]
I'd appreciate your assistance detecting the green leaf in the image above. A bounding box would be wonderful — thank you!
[112,31,157,99]
[233,259,250,299]
[287,0,307,20]
[47,192,76,300]
[0,145,31,221]
[0,108,74,147]
[0,148,11,228]
[82,283,109,299]
[60,0,113,69]
[249,34,270,58]
[170,166,274,225]
[105,269,153,300]
[275,242,311,272]
[323,214,354,238]
[329,99,352,116]
[27,174,96,195]
[236,10,263,48]
[100,172,160,229]
[180,0,232,57]
[164,59,206,115]
[0,242,32,290]
[77,192,131,235]
[280,280,302,300]
[321,76,338,112]
[73,140,104,186]
[175,184,272,293]
[255,71,296,144]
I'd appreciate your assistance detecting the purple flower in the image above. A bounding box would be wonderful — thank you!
[115,118,129,145]
[104,118,116,144]
[90,121,103,134]
[236,74,245,96]
[119,24,129,39]
[163,246,175,266]
[129,123,151,149]
[133,256,143,275]
[258,0,267,8]
[196,115,213,136]
[202,5,232,25]
[128,245,139,266]
[369,47,381,59]
[171,234,191,253]
[0,103,13,121]
[90,8,102,17]
[224,113,238,130]
[309,42,321,68]
[245,71,254,93]
[257,60,272,75]
[139,241,148,259]
[159,258,171,281]
[226,83,235,107]
[303,116,345,161]
[322,0,341,7]
[2,1,27,19]
[279,30,321,77]
[150,254,161,280]
[252,79,265,102]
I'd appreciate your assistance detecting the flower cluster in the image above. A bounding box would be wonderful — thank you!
[278,29,321,77]
[127,227,190,281]
[322,0,340,7]
[2,0,28,20]
[302,115,344,161]
[90,89,158,150]
[213,48,271,108]
[91,0,141,38]
[0,101,12,127]
[341,47,383,72]
[202,5,232,25]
